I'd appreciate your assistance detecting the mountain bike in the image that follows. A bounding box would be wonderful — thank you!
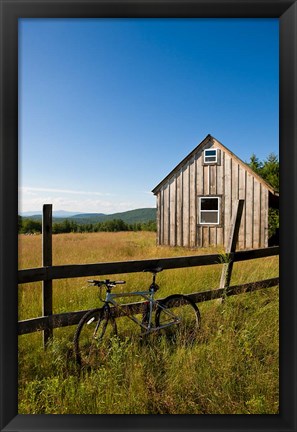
[73,267,201,369]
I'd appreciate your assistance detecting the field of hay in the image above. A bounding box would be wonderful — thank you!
[18,231,279,414]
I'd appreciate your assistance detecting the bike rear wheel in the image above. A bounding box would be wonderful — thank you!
[73,307,117,369]
[155,294,200,344]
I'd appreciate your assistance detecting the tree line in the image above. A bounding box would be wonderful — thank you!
[248,152,279,191]
[18,217,157,235]
[247,152,279,240]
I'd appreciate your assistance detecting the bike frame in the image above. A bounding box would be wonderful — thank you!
[104,288,180,334]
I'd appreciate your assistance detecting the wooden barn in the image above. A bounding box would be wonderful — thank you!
[152,134,279,250]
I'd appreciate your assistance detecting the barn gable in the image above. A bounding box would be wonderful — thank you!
[152,134,278,250]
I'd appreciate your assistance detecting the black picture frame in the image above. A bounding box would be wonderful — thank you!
[0,1,296,431]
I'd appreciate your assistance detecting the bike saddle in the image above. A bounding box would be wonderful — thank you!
[143,267,163,274]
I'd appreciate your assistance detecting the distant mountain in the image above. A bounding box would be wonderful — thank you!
[20,208,157,225]
[70,213,106,219]
[68,208,157,225]
[21,210,84,218]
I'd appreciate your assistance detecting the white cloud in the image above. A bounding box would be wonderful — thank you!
[19,186,112,196]
[18,195,155,214]
[18,185,155,214]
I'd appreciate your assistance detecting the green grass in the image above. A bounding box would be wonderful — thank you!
[18,232,279,414]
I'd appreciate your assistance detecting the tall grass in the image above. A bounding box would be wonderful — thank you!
[18,232,279,414]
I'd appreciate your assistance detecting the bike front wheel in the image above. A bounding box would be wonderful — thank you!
[155,294,201,344]
[73,307,117,369]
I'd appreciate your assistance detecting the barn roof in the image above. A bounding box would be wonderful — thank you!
[152,134,279,196]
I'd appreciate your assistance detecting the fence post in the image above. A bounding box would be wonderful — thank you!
[219,199,244,290]
[42,204,53,347]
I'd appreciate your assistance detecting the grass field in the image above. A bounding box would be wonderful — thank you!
[18,232,279,414]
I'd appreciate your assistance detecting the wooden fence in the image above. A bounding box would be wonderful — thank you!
[18,204,279,346]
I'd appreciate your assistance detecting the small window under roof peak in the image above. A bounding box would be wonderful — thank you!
[204,148,218,164]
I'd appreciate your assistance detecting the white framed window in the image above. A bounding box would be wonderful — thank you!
[199,196,220,225]
[204,148,217,164]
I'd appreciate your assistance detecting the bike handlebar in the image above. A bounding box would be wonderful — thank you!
[88,279,126,287]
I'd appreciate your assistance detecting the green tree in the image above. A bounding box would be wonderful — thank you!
[20,218,42,234]
[248,153,263,175]
[268,208,279,239]
[248,152,279,192]
[18,215,23,233]
[107,219,128,232]
[248,152,279,242]
[261,153,279,192]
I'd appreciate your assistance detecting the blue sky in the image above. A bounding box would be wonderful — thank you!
[19,18,279,214]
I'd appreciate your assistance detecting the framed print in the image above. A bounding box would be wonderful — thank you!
[0,0,296,431]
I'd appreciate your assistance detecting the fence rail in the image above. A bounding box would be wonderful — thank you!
[18,246,279,285]
[18,276,279,336]
[18,204,279,345]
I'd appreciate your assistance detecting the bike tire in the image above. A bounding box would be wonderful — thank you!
[155,294,201,344]
[73,307,117,369]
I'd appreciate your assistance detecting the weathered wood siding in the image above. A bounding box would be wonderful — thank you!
[155,138,269,249]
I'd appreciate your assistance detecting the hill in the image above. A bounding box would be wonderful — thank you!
[20,210,85,218]
[20,208,156,225]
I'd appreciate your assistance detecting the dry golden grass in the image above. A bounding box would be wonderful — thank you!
[18,232,279,414]
[18,232,278,318]
[19,231,226,267]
